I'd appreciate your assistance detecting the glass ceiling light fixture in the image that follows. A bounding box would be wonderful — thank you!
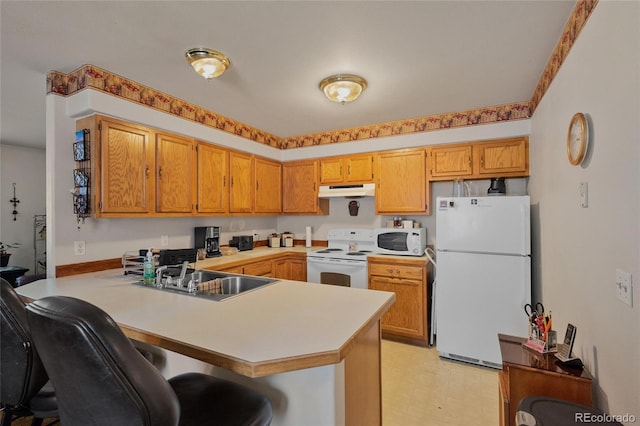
[319,74,367,104]
[185,48,231,79]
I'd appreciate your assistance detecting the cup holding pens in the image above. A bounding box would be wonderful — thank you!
[525,311,556,353]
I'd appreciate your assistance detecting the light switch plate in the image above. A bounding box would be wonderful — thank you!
[579,182,588,208]
[616,269,633,307]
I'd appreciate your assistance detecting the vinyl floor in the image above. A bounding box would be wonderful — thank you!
[4,339,499,426]
[382,339,499,426]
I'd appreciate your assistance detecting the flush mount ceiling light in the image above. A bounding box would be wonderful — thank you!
[319,74,367,104]
[185,48,231,79]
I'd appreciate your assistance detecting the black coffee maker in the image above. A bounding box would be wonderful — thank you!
[487,178,506,196]
[194,226,221,257]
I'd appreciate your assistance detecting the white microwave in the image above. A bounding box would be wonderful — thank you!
[373,228,427,256]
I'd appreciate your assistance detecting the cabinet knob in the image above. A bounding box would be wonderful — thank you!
[145,167,150,179]
[158,166,162,178]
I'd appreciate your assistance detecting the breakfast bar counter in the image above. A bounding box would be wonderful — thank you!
[16,270,395,425]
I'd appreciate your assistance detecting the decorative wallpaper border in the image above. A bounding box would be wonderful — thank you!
[46,0,597,150]
[529,0,598,114]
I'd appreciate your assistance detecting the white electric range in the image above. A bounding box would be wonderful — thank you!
[306,229,375,289]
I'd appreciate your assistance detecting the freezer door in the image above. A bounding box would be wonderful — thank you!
[435,251,531,368]
[436,196,530,255]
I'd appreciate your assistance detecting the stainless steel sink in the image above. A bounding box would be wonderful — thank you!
[133,268,277,301]
[217,276,269,294]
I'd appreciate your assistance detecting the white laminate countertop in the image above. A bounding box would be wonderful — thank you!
[194,245,317,270]
[16,269,395,378]
[191,245,429,270]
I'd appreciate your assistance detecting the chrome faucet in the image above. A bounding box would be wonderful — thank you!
[155,265,168,287]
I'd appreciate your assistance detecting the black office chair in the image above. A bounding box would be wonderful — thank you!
[517,395,623,426]
[26,295,273,426]
[0,278,58,426]
[15,274,47,287]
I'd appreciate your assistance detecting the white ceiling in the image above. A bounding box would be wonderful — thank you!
[1,1,576,149]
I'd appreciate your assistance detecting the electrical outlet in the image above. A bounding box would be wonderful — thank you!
[74,240,86,256]
[616,269,633,307]
[161,235,169,247]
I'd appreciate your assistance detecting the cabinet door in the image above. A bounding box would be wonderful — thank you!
[274,256,307,281]
[346,154,375,183]
[255,157,282,213]
[376,149,427,214]
[196,142,228,214]
[229,151,254,213]
[156,133,195,214]
[243,259,273,277]
[475,138,528,176]
[99,118,154,214]
[369,276,425,339]
[429,145,473,178]
[282,160,327,214]
[319,157,344,184]
[289,257,307,282]
[273,258,289,280]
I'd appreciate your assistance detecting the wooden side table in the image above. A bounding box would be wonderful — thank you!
[0,266,29,287]
[498,333,593,426]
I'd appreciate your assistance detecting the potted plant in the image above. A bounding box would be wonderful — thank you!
[0,242,20,267]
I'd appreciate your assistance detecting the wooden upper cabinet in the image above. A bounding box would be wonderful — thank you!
[319,157,344,184]
[196,142,228,214]
[254,157,282,214]
[474,137,528,176]
[155,132,195,214]
[376,149,429,214]
[428,137,529,181]
[282,160,328,214]
[97,117,154,215]
[319,154,375,184]
[229,150,254,213]
[428,145,473,178]
[346,154,375,183]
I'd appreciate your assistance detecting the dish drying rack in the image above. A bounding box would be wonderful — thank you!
[122,251,146,275]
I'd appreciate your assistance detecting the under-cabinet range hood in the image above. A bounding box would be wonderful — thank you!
[318,183,375,198]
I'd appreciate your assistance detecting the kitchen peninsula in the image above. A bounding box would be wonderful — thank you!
[16,270,395,426]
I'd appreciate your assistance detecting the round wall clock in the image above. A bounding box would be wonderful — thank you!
[567,112,589,166]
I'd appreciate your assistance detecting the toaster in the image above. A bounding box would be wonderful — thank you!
[230,235,253,251]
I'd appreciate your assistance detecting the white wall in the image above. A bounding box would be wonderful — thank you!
[0,144,46,273]
[528,1,639,420]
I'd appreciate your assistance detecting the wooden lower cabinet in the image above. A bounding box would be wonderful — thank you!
[212,254,307,281]
[218,259,273,277]
[368,257,428,345]
[497,334,593,426]
[273,255,307,281]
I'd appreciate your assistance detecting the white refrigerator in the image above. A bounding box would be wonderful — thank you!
[435,196,531,368]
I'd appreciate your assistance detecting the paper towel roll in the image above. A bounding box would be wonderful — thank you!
[305,226,312,248]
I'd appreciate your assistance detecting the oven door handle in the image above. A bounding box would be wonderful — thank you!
[307,257,366,265]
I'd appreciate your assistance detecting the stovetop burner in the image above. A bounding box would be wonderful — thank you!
[308,229,376,261]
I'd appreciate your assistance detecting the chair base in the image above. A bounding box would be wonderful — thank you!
[169,372,272,426]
